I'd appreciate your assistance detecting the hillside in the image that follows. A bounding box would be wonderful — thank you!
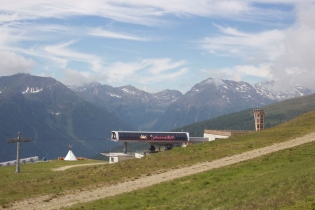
[174,92,315,136]
[0,74,133,162]
[1,110,315,209]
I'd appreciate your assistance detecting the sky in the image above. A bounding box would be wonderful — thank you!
[1,0,315,93]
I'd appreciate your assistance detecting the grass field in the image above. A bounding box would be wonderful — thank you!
[1,111,315,209]
[0,159,108,206]
[68,139,315,210]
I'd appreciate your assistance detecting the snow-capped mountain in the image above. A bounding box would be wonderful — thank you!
[71,78,313,131]
[151,78,313,130]
[253,81,312,101]
[70,83,183,130]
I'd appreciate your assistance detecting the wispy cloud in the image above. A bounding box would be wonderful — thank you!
[202,64,272,83]
[0,1,164,26]
[142,67,188,84]
[0,1,295,25]
[2,40,104,73]
[43,41,104,72]
[88,28,149,41]
[142,58,186,75]
[104,58,187,84]
[60,58,189,90]
[200,24,285,61]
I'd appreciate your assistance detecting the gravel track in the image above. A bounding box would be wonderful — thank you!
[52,163,107,171]
[5,132,315,210]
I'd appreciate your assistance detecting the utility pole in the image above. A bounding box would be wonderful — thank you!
[7,132,32,173]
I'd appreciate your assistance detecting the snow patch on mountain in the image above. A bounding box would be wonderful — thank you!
[22,87,43,94]
[107,93,121,98]
[122,88,136,94]
[253,81,312,101]
[73,87,86,92]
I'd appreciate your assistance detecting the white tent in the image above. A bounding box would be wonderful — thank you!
[64,145,77,161]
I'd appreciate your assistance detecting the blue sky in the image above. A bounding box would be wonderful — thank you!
[1,1,315,93]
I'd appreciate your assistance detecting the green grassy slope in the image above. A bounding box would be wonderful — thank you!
[69,111,315,210]
[1,111,315,209]
[71,139,315,210]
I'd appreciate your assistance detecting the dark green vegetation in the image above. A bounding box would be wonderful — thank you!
[174,93,315,137]
[1,110,315,209]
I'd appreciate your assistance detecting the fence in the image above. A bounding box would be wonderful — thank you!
[0,156,39,167]
[204,129,255,136]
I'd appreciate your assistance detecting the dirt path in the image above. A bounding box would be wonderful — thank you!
[52,163,107,171]
[6,132,315,210]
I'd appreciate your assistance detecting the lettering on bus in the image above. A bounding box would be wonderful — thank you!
[149,135,175,140]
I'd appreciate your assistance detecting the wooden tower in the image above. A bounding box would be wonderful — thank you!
[253,109,265,131]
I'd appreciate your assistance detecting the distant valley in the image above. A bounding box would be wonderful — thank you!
[0,73,313,162]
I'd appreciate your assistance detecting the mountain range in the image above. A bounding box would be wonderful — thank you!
[0,73,313,161]
[71,83,183,130]
[71,78,313,131]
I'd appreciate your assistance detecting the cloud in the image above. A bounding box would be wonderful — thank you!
[142,67,188,84]
[142,58,186,75]
[104,58,187,84]
[60,68,108,85]
[2,40,104,73]
[200,2,315,90]
[0,21,152,74]
[43,41,104,72]
[117,0,251,18]
[0,1,293,26]
[0,23,35,46]
[200,24,285,61]
[88,28,149,41]
[0,51,34,75]
[0,1,163,26]
[268,2,315,89]
[60,58,188,89]
[202,64,272,83]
